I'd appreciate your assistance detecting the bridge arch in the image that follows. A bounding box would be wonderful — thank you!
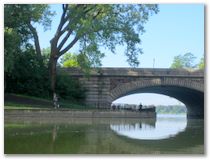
[110,78,204,118]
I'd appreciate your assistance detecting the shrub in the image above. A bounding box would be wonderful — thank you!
[56,75,86,103]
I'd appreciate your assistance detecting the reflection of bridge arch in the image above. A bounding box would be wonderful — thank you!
[110,117,187,140]
[110,119,204,153]
[60,67,204,118]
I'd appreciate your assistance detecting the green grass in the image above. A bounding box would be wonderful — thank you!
[5,94,96,110]
[4,102,49,110]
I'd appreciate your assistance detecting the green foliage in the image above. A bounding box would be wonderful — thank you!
[171,52,196,69]
[156,105,187,114]
[4,28,21,74]
[198,57,204,69]
[5,4,158,103]
[42,4,159,96]
[4,5,53,93]
[4,4,54,72]
[60,53,79,67]
[56,75,86,102]
[60,52,94,75]
[53,4,159,68]
[4,5,31,43]
[41,47,51,65]
[4,4,54,31]
[4,4,54,57]
[5,48,86,101]
[170,55,184,69]
[5,48,50,98]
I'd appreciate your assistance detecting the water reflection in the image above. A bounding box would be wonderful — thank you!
[52,125,59,143]
[110,115,187,140]
[4,116,203,154]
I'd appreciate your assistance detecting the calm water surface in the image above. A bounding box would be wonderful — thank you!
[4,114,204,154]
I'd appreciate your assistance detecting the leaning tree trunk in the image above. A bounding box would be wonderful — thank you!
[28,23,42,57]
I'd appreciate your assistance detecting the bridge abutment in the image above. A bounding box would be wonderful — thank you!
[79,76,112,109]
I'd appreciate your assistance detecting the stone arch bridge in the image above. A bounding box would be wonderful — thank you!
[59,68,204,118]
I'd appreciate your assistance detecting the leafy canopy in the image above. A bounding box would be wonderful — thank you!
[60,53,79,67]
[4,4,54,73]
[170,52,196,69]
[54,4,159,67]
[4,4,54,31]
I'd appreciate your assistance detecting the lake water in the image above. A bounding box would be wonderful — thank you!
[4,114,204,154]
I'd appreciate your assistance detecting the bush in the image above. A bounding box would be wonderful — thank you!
[5,47,86,103]
[5,48,51,98]
[56,75,86,103]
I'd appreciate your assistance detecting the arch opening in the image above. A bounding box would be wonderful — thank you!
[110,85,204,118]
[112,93,187,115]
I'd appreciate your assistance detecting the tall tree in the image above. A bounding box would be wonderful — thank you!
[171,52,196,69]
[4,4,54,91]
[49,4,159,98]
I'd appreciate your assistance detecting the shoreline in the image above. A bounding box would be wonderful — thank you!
[4,109,156,122]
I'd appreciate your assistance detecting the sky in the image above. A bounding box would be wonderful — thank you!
[35,4,204,106]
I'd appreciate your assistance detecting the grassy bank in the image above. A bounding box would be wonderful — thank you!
[4,94,95,110]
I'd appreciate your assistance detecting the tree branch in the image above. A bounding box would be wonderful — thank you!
[57,29,73,51]
[59,35,80,56]
[57,5,68,32]
[62,4,68,11]
[50,4,69,46]
[59,21,71,35]
[27,23,41,57]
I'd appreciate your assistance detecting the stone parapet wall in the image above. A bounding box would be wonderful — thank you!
[59,67,204,78]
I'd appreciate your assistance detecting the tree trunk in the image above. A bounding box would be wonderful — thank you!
[49,54,58,95]
[28,23,42,57]
[49,36,59,107]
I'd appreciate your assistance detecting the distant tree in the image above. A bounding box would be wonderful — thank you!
[170,55,184,69]
[198,56,204,69]
[171,52,196,69]
[60,53,79,67]
[60,52,96,72]
[156,105,187,114]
